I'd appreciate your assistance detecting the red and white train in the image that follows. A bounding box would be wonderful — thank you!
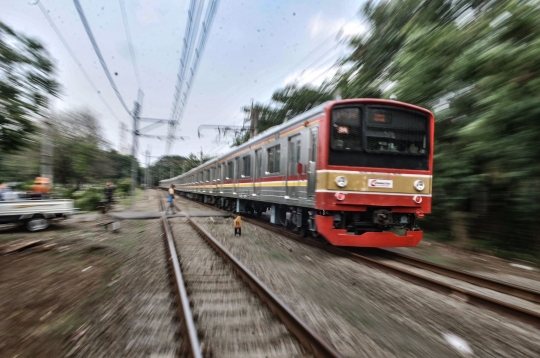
[160,98,434,247]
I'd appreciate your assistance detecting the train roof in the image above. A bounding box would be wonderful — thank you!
[166,101,331,181]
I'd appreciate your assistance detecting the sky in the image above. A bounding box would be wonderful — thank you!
[4,0,367,166]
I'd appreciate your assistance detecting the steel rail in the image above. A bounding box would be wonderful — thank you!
[171,193,540,329]
[239,217,540,330]
[185,217,343,358]
[156,195,202,358]
[165,193,342,357]
[376,250,540,305]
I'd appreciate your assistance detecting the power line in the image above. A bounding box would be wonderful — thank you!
[167,0,221,154]
[73,0,134,117]
[165,0,204,155]
[252,20,368,100]
[169,0,204,121]
[35,1,122,124]
[119,0,142,90]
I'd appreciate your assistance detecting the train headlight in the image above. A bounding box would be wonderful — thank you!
[335,176,348,188]
[413,180,425,191]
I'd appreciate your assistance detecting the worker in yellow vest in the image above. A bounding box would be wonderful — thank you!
[234,215,242,236]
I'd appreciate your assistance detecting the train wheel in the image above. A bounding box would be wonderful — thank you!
[298,225,307,237]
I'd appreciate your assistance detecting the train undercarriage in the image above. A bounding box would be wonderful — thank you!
[177,191,423,247]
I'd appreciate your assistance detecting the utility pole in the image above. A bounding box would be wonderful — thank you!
[131,89,144,204]
[144,146,151,188]
[249,100,259,139]
[41,120,54,186]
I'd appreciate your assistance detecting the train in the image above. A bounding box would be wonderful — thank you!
[160,98,434,247]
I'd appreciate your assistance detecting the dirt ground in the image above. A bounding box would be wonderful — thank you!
[0,217,122,357]
[0,193,174,357]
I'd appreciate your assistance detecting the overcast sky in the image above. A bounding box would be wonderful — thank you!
[4,0,366,165]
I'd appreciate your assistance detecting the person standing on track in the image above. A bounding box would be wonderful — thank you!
[166,184,176,215]
[234,215,242,236]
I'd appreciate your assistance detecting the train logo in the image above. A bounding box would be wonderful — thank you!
[368,179,393,188]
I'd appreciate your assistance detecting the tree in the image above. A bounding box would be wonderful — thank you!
[233,84,333,145]
[148,152,213,186]
[0,21,59,153]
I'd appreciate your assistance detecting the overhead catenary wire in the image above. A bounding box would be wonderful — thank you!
[72,0,134,117]
[119,0,142,90]
[165,0,205,155]
[166,0,220,154]
[169,0,205,121]
[35,1,122,124]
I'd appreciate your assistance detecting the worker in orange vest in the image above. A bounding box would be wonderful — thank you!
[30,177,51,199]
[234,215,242,236]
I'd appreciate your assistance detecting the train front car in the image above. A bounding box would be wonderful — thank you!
[313,99,434,247]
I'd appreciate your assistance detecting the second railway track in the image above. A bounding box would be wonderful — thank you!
[172,192,540,330]
[157,191,342,357]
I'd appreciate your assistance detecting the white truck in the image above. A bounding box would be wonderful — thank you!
[0,199,74,231]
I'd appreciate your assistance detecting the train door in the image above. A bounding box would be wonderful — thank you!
[286,134,301,198]
[307,128,318,198]
[253,149,262,195]
[213,166,217,192]
[234,157,239,194]
[219,163,224,193]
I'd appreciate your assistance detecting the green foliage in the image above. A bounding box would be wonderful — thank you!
[234,84,333,145]
[0,20,60,153]
[148,153,213,186]
[74,188,104,211]
[339,0,540,257]
[116,178,131,195]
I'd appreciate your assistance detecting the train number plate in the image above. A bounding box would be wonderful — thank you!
[368,179,393,188]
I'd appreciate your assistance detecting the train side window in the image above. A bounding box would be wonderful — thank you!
[309,129,318,162]
[242,155,251,177]
[266,145,281,174]
[227,161,233,179]
[235,157,240,179]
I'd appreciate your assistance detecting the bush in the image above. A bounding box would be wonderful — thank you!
[73,187,104,211]
[116,178,131,195]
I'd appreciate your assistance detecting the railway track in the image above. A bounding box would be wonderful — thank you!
[173,192,540,330]
[158,191,342,357]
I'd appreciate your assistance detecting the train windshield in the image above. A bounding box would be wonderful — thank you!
[329,105,430,170]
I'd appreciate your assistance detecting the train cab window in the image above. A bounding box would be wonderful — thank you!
[331,108,362,151]
[267,145,281,174]
[227,161,233,180]
[365,106,428,155]
[242,155,251,177]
